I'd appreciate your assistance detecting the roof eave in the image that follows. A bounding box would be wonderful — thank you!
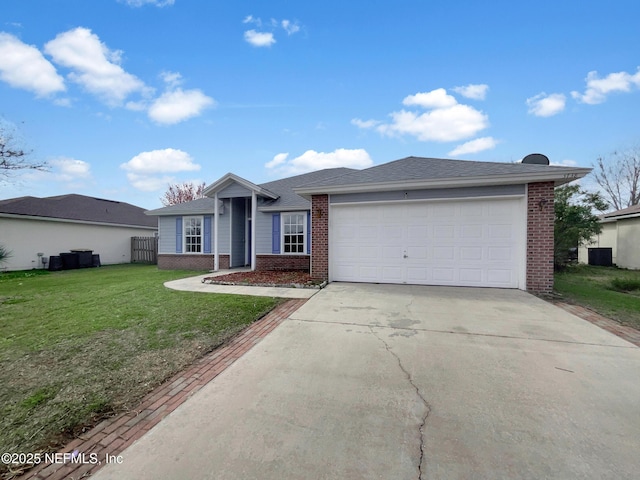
[0,212,157,229]
[293,168,592,196]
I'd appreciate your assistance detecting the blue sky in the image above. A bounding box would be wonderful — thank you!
[1,0,639,209]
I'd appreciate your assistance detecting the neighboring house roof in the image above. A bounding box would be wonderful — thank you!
[257,168,356,210]
[602,204,640,220]
[294,156,591,195]
[145,198,223,216]
[0,194,157,228]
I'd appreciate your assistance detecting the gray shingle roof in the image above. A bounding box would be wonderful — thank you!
[0,194,157,228]
[258,168,356,209]
[145,197,220,216]
[602,204,640,219]
[296,156,583,189]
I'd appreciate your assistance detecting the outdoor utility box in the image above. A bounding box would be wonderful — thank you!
[60,252,80,270]
[48,255,63,271]
[71,249,93,268]
[588,247,613,267]
[92,254,101,267]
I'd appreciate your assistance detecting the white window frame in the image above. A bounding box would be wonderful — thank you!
[183,216,203,254]
[281,212,307,255]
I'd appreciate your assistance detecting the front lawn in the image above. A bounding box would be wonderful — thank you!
[554,265,640,330]
[0,264,280,464]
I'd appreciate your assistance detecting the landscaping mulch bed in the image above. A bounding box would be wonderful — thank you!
[203,270,325,289]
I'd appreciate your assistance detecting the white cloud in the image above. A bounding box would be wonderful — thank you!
[243,15,260,25]
[351,118,380,129]
[51,157,92,181]
[281,20,300,35]
[550,159,578,167]
[121,148,200,191]
[147,88,215,125]
[571,68,640,104]
[125,173,176,192]
[403,88,457,109]
[448,137,498,156]
[0,32,65,97]
[265,148,373,176]
[526,92,566,117]
[44,27,147,105]
[244,30,276,47]
[452,84,489,100]
[120,0,175,7]
[265,152,289,169]
[160,70,182,88]
[358,88,489,143]
[121,148,200,174]
[377,104,489,142]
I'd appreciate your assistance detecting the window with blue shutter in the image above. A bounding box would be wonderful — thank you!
[272,213,281,254]
[175,216,183,253]
[203,215,212,253]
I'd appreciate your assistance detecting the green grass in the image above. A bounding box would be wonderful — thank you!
[0,264,280,462]
[554,265,640,329]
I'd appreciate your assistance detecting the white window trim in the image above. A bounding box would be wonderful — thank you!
[281,211,307,255]
[183,215,204,254]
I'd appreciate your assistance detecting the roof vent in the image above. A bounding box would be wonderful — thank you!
[521,153,549,165]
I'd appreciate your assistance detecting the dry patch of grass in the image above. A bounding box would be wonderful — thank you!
[0,265,280,474]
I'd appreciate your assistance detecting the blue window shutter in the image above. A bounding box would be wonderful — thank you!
[272,213,281,254]
[203,215,212,253]
[307,211,311,254]
[175,216,182,253]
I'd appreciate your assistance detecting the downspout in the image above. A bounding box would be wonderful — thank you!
[214,192,219,271]
[251,191,257,271]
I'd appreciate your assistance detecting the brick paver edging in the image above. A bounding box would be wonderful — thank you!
[18,298,307,480]
[554,301,640,347]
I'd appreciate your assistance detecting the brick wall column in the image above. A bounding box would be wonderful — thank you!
[311,194,329,280]
[526,182,555,294]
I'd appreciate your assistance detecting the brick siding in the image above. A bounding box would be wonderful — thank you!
[311,194,329,280]
[158,254,229,271]
[526,182,555,294]
[256,255,310,271]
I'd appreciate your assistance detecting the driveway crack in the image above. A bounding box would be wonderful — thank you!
[369,326,430,479]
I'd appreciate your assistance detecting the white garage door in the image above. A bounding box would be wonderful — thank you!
[330,198,524,288]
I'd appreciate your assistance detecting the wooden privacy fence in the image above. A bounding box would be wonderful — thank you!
[131,236,158,264]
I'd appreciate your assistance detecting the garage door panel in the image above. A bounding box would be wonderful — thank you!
[459,268,483,283]
[330,198,522,288]
[460,246,483,261]
[382,266,403,283]
[434,225,455,239]
[488,224,513,239]
[432,268,455,282]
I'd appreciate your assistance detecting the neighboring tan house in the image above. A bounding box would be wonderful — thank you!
[0,194,157,271]
[146,156,590,294]
[578,204,640,269]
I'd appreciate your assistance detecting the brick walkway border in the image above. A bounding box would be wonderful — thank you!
[18,299,307,480]
[554,301,640,347]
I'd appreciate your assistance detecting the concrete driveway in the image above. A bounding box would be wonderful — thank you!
[93,283,640,480]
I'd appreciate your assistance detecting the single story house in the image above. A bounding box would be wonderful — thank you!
[0,194,157,271]
[578,204,640,269]
[146,156,590,294]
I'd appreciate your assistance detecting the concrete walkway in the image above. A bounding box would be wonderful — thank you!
[164,271,319,299]
[90,284,640,480]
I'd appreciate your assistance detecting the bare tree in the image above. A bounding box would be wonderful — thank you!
[160,181,207,206]
[0,120,48,182]
[593,147,640,210]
